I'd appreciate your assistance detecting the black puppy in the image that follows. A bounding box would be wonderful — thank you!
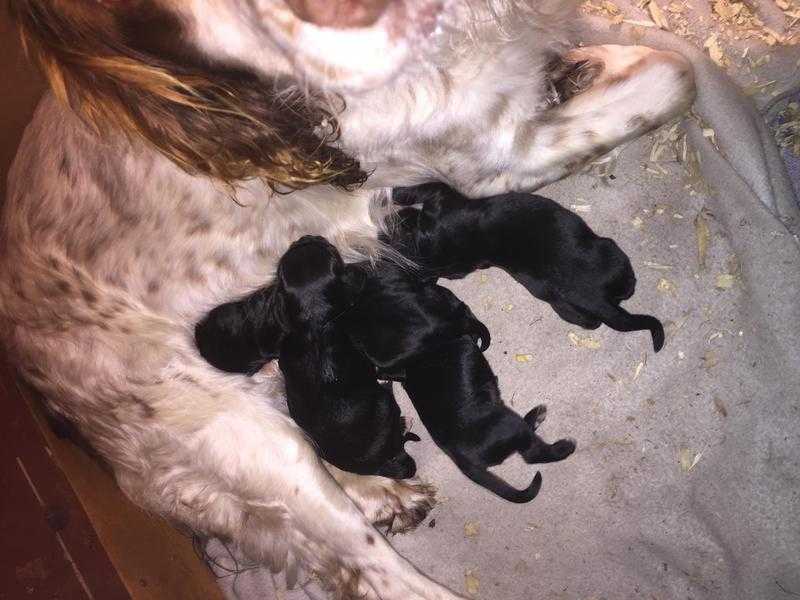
[343,261,491,378]
[403,336,576,503]
[195,286,281,375]
[199,235,418,479]
[386,183,665,352]
[344,262,575,503]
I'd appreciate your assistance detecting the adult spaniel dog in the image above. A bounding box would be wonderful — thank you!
[0,1,694,598]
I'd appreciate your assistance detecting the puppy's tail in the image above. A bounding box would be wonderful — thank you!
[595,303,665,352]
[455,460,542,503]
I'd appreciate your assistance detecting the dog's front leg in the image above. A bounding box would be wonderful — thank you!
[325,462,435,533]
[115,378,459,600]
[464,45,696,196]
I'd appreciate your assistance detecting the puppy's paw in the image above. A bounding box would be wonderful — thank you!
[551,438,577,460]
[523,405,547,430]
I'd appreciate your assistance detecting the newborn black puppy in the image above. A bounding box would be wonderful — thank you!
[210,235,416,479]
[387,183,665,352]
[344,262,575,503]
[403,336,576,503]
[343,261,490,378]
[195,285,281,375]
[274,236,418,478]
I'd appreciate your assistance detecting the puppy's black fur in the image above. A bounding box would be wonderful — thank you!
[195,286,282,375]
[344,263,575,503]
[387,183,665,352]
[402,336,576,503]
[274,236,418,478]
[221,236,416,479]
[343,261,490,377]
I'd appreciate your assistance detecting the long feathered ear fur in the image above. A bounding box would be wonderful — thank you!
[8,0,367,191]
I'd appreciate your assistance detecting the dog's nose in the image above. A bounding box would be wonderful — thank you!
[284,0,392,28]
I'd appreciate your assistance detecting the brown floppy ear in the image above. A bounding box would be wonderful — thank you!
[9,0,367,191]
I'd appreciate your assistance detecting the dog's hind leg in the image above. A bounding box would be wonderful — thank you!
[462,45,695,196]
[520,408,576,464]
[523,404,548,430]
[520,435,577,464]
[589,302,665,352]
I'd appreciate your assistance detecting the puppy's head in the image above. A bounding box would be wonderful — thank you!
[376,449,417,479]
[375,410,420,480]
[273,236,347,328]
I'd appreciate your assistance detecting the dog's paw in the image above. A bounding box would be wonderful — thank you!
[546,50,604,103]
[523,404,547,430]
[551,438,577,460]
[374,479,437,534]
[331,467,436,534]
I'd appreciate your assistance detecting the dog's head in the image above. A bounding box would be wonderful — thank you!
[10,1,446,190]
[272,235,348,329]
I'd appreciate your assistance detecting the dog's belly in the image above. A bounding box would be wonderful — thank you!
[3,96,379,326]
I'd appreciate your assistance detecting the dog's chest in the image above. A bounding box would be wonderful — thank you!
[6,99,377,325]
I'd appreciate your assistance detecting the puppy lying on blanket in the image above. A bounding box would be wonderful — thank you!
[197,241,574,500]
[344,262,576,503]
[388,183,665,352]
[265,235,418,479]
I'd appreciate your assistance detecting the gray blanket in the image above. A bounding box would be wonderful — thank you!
[210,5,800,599]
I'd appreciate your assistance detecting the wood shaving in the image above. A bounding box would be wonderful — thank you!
[632,216,645,229]
[465,569,480,596]
[643,260,674,270]
[623,18,657,26]
[704,34,727,67]
[657,278,677,294]
[464,521,480,538]
[694,209,711,271]
[570,203,592,213]
[702,350,720,370]
[648,0,670,29]
[743,80,777,96]
[582,0,625,23]
[679,448,703,472]
[712,395,729,417]
[514,353,534,363]
[633,354,647,380]
[715,273,736,289]
[568,332,602,349]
